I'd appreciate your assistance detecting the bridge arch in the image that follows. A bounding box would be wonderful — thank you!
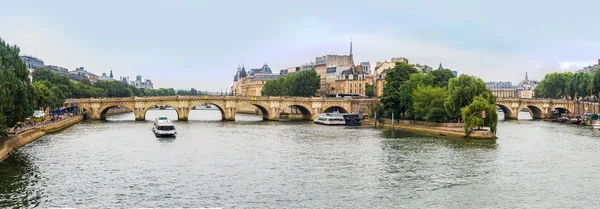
[143,104,182,121]
[249,103,272,121]
[496,104,513,120]
[525,105,544,119]
[188,102,227,121]
[99,104,136,120]
[323,106,348,113]
[282,104,313,120]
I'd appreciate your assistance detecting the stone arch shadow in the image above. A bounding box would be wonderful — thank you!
[496,104,513,120]
[249,104,271,121]
[144,104,181,121]
[525,105,544,119]
[282,104,313,120]
[99,105,136,120]
[188,102,227,121]
[323,106,348,114]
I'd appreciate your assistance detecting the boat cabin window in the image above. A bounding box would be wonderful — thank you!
[158,117,168,120]
[157,126,175,130]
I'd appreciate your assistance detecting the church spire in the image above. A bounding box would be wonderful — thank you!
[349,38,353,57]
[525,72,529,81]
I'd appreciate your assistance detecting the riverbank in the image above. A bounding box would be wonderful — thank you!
[362,118,496,139]
[0,115,83,161]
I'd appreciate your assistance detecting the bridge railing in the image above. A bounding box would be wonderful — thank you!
[65,96,376,103]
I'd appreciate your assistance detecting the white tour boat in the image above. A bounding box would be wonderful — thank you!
[313,113,346,125]
[153,116,177,137]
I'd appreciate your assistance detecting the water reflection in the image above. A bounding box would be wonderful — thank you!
[0,152,42,208]
[3,113,600,207]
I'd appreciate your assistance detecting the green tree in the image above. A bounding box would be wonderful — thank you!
[380,63,419,117]
[534,72,573,99]
[0,38,35,136]
[412,85,447,121]
[461,96,498,135]
[261,79,284,96]
[33,81,53,111]
[592,70,600,100]
[261,70,320,97]
[431,69,456,88]
[426,108,448,122]
[569,72,592,100]
[364,83,375,97]
[444,74,495,119]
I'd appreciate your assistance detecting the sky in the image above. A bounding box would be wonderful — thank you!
[1,0,600,91]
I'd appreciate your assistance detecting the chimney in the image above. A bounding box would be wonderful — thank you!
[598,59,600,65]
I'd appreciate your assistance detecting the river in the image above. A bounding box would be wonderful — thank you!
[1,110,600,208]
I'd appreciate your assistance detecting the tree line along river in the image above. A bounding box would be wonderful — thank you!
[1,110,599,208]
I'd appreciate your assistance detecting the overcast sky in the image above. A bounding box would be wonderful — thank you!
[2,0,600,90]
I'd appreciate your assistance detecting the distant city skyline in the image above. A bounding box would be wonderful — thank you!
[2,0,600,90]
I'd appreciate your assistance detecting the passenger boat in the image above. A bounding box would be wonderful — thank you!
[592,120,600,129]
[152,116,177,137]
[314,113,345,125]
[313,112,363,126]
[582,113,598,126]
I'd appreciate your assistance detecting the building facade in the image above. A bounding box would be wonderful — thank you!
[19,55,45,81]
[372,57,409,96]
[70,67,99,83]
[333,66,372,96]
[232,64,280,96]
[576,59,600,74]
[516,72,538,99]
[486,81,517,98]
[130,75,154,89]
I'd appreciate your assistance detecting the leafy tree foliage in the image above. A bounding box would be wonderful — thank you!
[568,72,592,99]
[461,96,498,135]
[412,85,447,121]
[364,83,375,97]
[261,70,320,96]
[426,107,447,122]
[365,100,383,118]
[533,72,573,99]
[0,38,35,137]
[380,63,420,117]
[444,74,495,119]
[431,69,456,88]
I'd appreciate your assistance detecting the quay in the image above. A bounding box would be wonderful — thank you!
[0,115,83,161]
[363,119,496,139]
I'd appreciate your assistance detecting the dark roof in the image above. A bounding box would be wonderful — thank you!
[326,67,337,73]
[234,71,239,81]
[438,63,443,70]
[249,63,273,76]
[239,66,247,78]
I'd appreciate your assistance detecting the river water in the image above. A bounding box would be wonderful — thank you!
[2,110,600,208]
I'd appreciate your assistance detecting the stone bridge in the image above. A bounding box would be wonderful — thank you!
[496,98,576,119]
[65,96,374,121]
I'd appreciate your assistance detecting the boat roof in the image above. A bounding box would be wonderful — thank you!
[155,116,174,125]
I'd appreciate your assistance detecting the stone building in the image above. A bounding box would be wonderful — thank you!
[333,66,372,96]
[314,41,355,94]
[70,67,99,83]
[372,57,409,96]
[486,81,517,98]
[232,64,280,96]
[516,72,538,98]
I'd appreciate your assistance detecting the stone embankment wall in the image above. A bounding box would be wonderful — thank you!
[0,115,83,161]
[363,118,496,139]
